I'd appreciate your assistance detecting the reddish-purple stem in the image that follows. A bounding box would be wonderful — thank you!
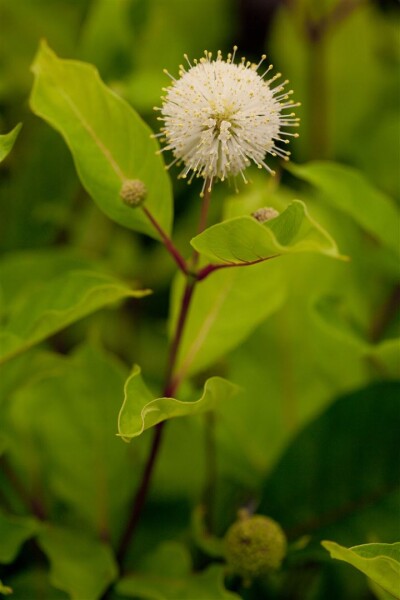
[142,206,188,274]
[196,255,280,281]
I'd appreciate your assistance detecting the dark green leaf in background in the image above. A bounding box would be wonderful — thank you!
[0,511,40,564]
[116,541,239,600]
[37,525,117,600]
[260,382,400,546]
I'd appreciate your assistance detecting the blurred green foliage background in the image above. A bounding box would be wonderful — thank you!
[0,1,399,599]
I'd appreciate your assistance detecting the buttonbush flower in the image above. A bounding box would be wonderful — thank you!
[154,48,300,196]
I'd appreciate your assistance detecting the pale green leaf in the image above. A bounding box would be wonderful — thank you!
[0,124,22,163]
[37,525,118,600]
[118,367,238,441]
[116,541,239,600]
[191,200,343,264]
[29,41,172,240]
[0,270,150,365]
[322,541,400,599]
[169,260,285,377]
[287,162,400,259]
[0,511,40,564]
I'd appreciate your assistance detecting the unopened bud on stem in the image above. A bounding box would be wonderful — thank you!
[252,206,279,223]
[120,179,147,208]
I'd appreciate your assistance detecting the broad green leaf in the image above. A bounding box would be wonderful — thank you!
[6,345,139,540]
[0,124,22,163]
[191,200,343,263]
[116,541,239,600]
[118,367,238,441]
[322,541,400,599]
[287,162,400,259]
[0,511,40,564]
[169,260,285,377]
[30,41,172,240]
[260,382,400,546]
[0,269,150,365]
[37,525,117,600]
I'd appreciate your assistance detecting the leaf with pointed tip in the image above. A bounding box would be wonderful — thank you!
[191,200,343,264]
[0,124,22,163]
[287,162,400,259]
[37,525,118,600]
[322,541,400,599]
[118,367,238,441]
[30,41,172,239]
[0,270,150,365]
[0,511,41,564]
[116,541,239,600]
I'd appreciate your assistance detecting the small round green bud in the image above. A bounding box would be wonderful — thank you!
[252,207,279,223]
[224,512,287,581]
[120,179,147,207]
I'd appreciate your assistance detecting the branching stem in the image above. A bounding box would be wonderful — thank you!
[117,189,213,567]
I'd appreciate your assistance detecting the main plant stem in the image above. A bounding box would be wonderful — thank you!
[117,184,212,567]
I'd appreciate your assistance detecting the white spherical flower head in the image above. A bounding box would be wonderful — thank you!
[155,48,300,196]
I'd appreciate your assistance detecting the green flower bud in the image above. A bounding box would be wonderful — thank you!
[120,179,147,207]
[224,511,287,581]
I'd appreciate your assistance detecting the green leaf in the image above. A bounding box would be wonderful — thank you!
[191,200,343,264]
[6,345,138,540]
[0,124,22,163]
[4,569,67,600]
[29,41,172,240]
[287,162,400,259]
[322,541,400,599]
[118,367,238,441]
[260,382,400,545]
[0,580,12,596]
[0,511,40,564]
[169,260,285,377]
[37,525,118,600]
[116,541,239,600]
[0,269,150,365]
